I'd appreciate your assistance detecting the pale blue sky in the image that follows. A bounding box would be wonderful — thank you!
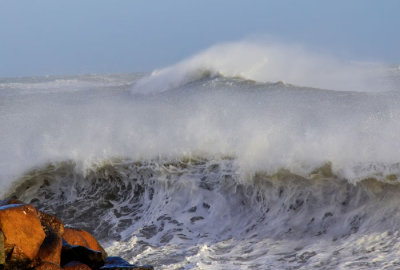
[0,0,399,77]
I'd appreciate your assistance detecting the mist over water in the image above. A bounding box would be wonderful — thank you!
[1,42,399,189]
[1,41,400,269]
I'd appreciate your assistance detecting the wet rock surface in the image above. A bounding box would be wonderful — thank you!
[0,199,153,270]
[35,261,61,269]
[38,227,63,265]
[63,228,106,255]
[38,211,65,237]
[63,261,92,270]
[0,204,45,269]
[61,240,106,269]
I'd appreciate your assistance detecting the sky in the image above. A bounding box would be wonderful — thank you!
[0,0,399,78]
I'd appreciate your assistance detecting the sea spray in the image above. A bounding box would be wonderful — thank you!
[1,67,400,193]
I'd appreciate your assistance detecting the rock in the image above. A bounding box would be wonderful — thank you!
[38,226,63,266]
[0,201,150,270]
[62,261,91,270]
[63,228,105,255]
[100,256,154,270]
[61,240,106,269]
[38,212,65,237]
[38,212,64,267]
[0,204,45,269]
[0,230,5,268]
[100,256,131,269]
[57,227,108,269]
[35,261,61,270]
[78,230,106,255]
[63,228,89,249]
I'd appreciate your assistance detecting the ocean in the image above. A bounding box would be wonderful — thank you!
[1,42,400,269]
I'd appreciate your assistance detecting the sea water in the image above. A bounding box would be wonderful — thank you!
[1,42,400,269]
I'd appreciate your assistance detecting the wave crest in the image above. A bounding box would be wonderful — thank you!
[132,41,396,94]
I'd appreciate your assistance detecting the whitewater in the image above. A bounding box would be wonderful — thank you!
[1,42,400,269]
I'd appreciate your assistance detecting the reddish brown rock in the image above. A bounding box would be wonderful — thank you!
[38,227,63,266]
[78,230,106,254]
[0,230,5,267]
[0,204,45,268]
[62,228,107,269]
[35,261,62,270]
[63,228,106,255]
[0,200,151,270]
[39,211,65,237]
[62,261,91,270]
[63,228,89,248]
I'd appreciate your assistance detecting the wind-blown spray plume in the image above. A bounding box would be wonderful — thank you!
[133,41,395,93]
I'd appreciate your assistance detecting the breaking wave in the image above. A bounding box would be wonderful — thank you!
[6,158,400,269]
[1,41,400,269]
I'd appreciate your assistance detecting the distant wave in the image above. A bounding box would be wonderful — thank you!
[0,73,138,96]
[132,41,397,94]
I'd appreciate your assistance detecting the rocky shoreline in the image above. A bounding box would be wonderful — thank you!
[0,199,153,270]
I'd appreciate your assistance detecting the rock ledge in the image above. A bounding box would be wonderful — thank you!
[0,199,153,270]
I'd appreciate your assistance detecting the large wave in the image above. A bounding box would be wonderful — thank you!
[2,41,400,269]
[6,159,400,269]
